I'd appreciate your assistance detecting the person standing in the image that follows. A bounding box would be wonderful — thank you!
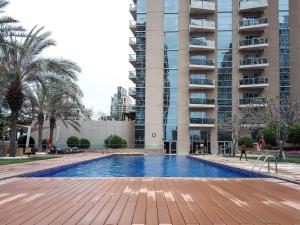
[258,136,266,152]
[240,143,248,160]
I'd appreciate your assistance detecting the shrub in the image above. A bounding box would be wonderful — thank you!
[238,135,253,148]
[67,136,80,148]
[79,138,90,149]
[257,128,277,147]
[287,123,300,149]
[104,135,112,148]
[105,135,127,149]
[42,139,48,150]
[17,135,35,148]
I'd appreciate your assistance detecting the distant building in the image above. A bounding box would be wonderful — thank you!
[110,87,134,121]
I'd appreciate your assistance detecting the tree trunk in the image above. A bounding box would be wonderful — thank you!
[49,116,56,147]
[9,111,18,157]
[37,112,44,152]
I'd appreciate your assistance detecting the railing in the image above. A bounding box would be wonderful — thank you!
[239,77,268,86]
[239,17,268,27]
[129,54,136,61]
[190,98,215,105]
[190,0,215,10]
[239,57,268,66]
[129,71,136,78]
[129,37,136,45]
[190,38,215,48]
[129,3,136,11]
[190,79,215,86]
[129,20,136,27]
[239,37,268,47]
[239,0,268,11]
[128,87,136,95]
[190,58,215,66]
[252,154,278,174]
[190,19,215,29]
[239,97,267,105]
[190,118,215,124]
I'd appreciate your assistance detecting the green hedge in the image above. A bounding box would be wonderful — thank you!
[238,135,253,148]
[79,138,90,149]
[67,136,80,148]
[105,135,127,149]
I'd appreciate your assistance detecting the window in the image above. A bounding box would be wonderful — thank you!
[164,14,178,31]
[164,32,178,50]
[190,112,206,118]
[217,13,232,30]
[164,0,179,12]
[217,0,232,12]
[217,31,232,49]
[190,92,206,99]
[137,0,147,13]
[164,51,178,69]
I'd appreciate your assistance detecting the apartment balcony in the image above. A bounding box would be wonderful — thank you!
[189,118,215,128]
[129,54,136,67]
[239,18,268,32]
[239,78,269,89]
[238,97,267,108]
[129,4,136,18]
[190,19,215,33]
[190,58,215,71]
[190,38,215,52]
[128,87,136,99]
[129,20,136,34]
[189,98,215,109]
[129,71,136,83]
[239,0,268,13]
[189,79,215,90]
[190,0,215,14]
[239,37,268,51]
[239,57,269,70]
[129,37,136,50]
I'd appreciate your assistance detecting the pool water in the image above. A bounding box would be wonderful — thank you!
[28,155,262,178]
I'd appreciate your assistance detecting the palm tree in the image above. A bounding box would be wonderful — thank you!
[0,26,81,156]
[46,80,83,147]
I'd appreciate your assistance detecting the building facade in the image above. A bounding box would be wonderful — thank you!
[129,0,299,154]
[110,87,134,121]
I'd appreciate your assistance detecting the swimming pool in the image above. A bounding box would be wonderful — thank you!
[25,155,263,178]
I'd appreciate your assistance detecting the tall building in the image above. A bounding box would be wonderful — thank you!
[110,87,134,121]
[129,0,299,154]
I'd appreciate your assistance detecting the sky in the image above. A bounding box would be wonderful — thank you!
[7,0,135,115]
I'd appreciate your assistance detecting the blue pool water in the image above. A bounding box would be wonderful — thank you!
[27,155,262,178]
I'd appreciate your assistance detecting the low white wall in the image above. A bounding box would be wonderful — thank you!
[30,120,135,149]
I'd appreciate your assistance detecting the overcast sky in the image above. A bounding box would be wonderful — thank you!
[7,0,134,115]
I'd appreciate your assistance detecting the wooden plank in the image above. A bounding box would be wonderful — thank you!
[154,179,172,225]
[132,179,148,225]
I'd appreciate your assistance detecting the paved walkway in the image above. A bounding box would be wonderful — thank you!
[0,178,299,225]
[190,155,300,183]
[0,153,109,180]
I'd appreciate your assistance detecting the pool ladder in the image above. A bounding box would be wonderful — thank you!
[252,154,278,174]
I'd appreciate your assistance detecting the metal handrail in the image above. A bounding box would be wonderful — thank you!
[251,154,266,171]
[252,154,278,174]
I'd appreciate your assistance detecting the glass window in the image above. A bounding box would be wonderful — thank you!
[164,32,178,50]
[190,73,206,79]
[164,0,179,13]
[190,92,206,99]
[217,31,232,49]
[190,112,206,118]
[164,51,178,69]
[137,0,147,13]
[217,0,232,12]
[164,14,178,31]
[137,14,146,26]
[217,13,232,30]
[279,0,289,10]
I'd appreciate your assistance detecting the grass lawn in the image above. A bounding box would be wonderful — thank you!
[0,156,56,166]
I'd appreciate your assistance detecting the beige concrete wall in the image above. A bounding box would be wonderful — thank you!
[177,0,190,154]
[290,0,300,97]
[30,120,135,149]
[144,0,164,150]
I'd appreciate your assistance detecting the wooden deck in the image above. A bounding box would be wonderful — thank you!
[0,178,299,225]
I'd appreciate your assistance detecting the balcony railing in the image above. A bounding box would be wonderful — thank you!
[239,78,268,86]
[239,97,267,106]
[239,0,268,12]
[190,98,215,105]
[190,19,215,30]
[239,37,268,47]
[190,38,215,48]
[190,118,215,125]
[129,37,136,46]
[190,0,215,12]
[129,87,136,96]
[239,18,268,28]
[129,4,136,11]
[129,54,136,61]
[190,58,215,66]
[190,79,215,86]
[129,71,136,82]
[239,57,268,67]
[129,20,136,32]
